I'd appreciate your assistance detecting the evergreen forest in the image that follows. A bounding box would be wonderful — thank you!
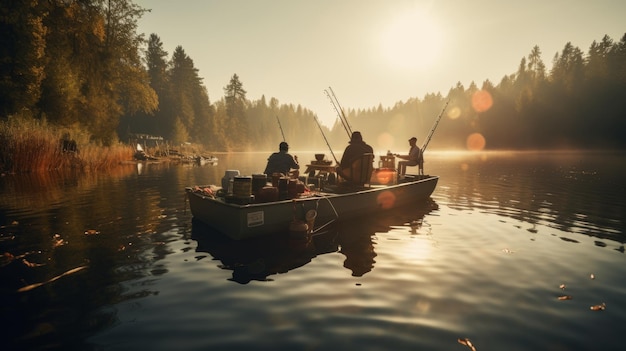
[2,0,625,153]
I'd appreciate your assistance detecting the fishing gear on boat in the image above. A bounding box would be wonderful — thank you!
[313,115,339,165]
[421,100,450,152]
[324,87,352,138]
[328,86,353,135]
[276,115,286,142]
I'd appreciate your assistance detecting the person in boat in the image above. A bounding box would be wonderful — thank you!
[395,136,423,176]
[264,141,300,177]
[337,131,374,183]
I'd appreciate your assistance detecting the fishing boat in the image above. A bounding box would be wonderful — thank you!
[195,155,218,166]
[186,91,446,241]
[185,171,438,240]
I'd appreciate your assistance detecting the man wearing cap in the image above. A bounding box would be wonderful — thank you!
[264,141,300,177]
[396,137,423,176]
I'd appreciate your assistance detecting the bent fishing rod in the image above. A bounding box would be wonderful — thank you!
[313,116,339,164]
[421,100,450,152]
[324,88,352,138]
[276,115,286,142]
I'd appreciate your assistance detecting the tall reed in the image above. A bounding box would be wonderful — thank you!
[79,143,134,171]
[0,116,133,173]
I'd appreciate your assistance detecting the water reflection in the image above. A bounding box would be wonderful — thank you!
[430,151,625,242]
[192,199,439,283]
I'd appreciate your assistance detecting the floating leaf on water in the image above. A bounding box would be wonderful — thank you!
[52,234,66,247]
[590,303,606,311]
[84,229,100,235]
[559,284,566,290]
[458,338,477,351]
[557,295,572,300]
[22,259,45,268]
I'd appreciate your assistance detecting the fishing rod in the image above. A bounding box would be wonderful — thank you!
[276,115,286,142]
[328,86,353,136]
[313,116,339,165]
[421,100,450,152]
[324,88,351,138]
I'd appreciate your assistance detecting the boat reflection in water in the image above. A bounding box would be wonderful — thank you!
[192,199,439,283]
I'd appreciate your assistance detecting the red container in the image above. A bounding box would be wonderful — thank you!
[256,186,278,203]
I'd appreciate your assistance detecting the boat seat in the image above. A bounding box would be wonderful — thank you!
[338,153,374,187]
[405,161,424,175]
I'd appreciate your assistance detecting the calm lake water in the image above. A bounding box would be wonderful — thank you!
[1,151,624,350]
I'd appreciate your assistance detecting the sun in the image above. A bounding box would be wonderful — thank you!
[378,10,444,71]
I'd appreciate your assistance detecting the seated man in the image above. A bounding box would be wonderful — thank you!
[264,141,300,177]
[337,131,374,184]
[396,136,423,176]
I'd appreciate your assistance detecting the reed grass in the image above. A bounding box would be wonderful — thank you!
[0,115,133,174]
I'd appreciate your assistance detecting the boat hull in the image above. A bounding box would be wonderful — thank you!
[186,175,438,240]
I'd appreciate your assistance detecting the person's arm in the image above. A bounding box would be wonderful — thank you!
[394,153,408,160]
[291,155,300,169]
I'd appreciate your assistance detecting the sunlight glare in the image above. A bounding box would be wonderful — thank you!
[395,236,433,263]
[379,9,444,70]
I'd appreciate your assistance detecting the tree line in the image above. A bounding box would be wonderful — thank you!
[1,1,625,151]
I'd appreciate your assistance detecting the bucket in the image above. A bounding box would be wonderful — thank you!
[221,170,240,190]
[252,174,267,194]
[278,176,289,199]
[256,186,278,203]
[379,155,395,169]
[232,176,252,198]
[271,173,281,187]
[296,182,305,194]
[288,179,298,198]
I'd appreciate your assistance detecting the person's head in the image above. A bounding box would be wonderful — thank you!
[409,137,417,145]
[350,131,363,143]
[279,141,289,151]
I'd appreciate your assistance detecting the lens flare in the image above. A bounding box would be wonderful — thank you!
[447,106,461,120]
[374,169,396,185]
[466,133,486,151]
[471,90,493,113]
[376,190,396,209]
[377,132,395,151]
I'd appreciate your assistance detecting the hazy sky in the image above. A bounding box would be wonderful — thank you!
[134,0,624,127]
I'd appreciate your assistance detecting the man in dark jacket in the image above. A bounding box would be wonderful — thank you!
[337,131,374,183]
[264,141,300,176]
